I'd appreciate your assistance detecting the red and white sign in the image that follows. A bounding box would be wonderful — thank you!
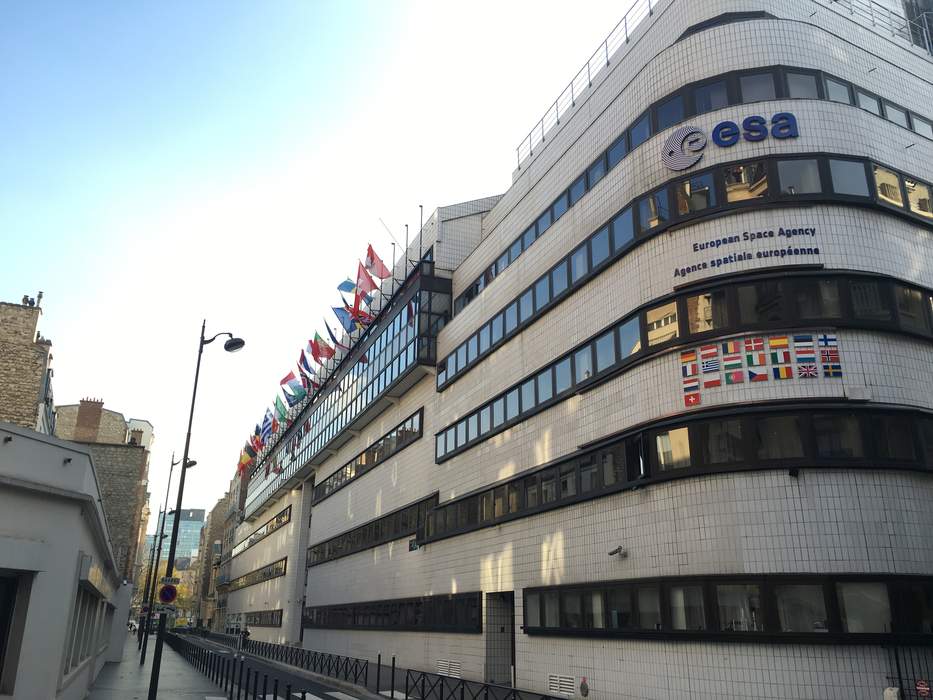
[917,679,930,698]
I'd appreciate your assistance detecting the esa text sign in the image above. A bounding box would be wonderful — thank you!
[662,113,799,171]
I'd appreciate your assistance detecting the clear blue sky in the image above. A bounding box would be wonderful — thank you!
[0,0,632,530]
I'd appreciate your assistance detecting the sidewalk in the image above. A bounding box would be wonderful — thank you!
[88,632,224,700]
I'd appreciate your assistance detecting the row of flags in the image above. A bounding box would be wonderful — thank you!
[236,245,394,476]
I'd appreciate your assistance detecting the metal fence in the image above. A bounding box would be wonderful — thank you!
[401,668,563,700]
[243,639,369,687]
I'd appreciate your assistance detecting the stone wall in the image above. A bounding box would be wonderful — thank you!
[0,302,50,430]
[55,402,128,444]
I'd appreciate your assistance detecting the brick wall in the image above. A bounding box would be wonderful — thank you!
[0,302,50,430]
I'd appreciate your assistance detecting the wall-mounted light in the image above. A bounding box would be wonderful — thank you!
[608,546,628,559]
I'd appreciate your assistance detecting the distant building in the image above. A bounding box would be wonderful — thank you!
[176,509,205,561]
[196,494,229,629]
[55,399,152,581]
[0,295,55,434]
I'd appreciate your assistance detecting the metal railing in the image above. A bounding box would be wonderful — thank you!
[515,0,656,168]
[825,0,933,54]
[402,669,563,700]
[244,639,369,686]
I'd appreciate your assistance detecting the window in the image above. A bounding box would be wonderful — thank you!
[591,226,610,268]
[669,584,705,631]
[740,73,776,102]
[537,210,552,237]
[534,276,550,313]
[497,252,508,274]
[687,289,729,333]
[559,464,576,499]
[551,261,569,298]
[520,380,535,413]
[562,591,583,628]
[570,244,589,284]
[509,238,522,263]
[554,357,572,394]
[612,207,634,251]
[574,346,593,384]
[694,80,729,114]
[738,281,786,324]
[480,491,494,523]
[675,172,717,215]
[543,592,560,628]
[608,587,634,629]
[656,95,684,130]
[580,458,600,493]
[851,280,893,321]
[813,413,864,458]
[655,427,691,471]
[914,115,933,139]
[646,301,678,346]
[825,77,852,104]
[607,134,627,169]
[895,286,931,333]
[697,418,744,465]
[629,113,651,149]
[776,585,828,633]
[617,316,642,359]
[905,179,933,219]
[874,165,904,206]
[587,157,607,189]
[504,302,518,334]
[507,482,521,514]
[568,175,586,206]
[899,582,933,634]
[829,159,869,197]
[505,388,519,421]
[919,417,933,467]
[856,90,881,115]
[525,475,539,509]
[837,583,891,632]
[540,469,558,504]
[724,161,768,202]
[778,159,821,195]
[479,324,491,354]
[494,487,505,518]
[638,190,669,230]
[594,331,616,373]
[536,368,553,403]
[795,279,842,319]
[717,584,763,631]
[876,414,917,461]
[492,398,505,428]
[885,103,909,128]
[602,445,627,486]
[552,192,569,221]
[637,588,662,630]
[786,71,819,99]
[0,574,24,692]
[467,414,478,442]
[491,314,504,344]
[479,406,491,435]
[519,289,533,323]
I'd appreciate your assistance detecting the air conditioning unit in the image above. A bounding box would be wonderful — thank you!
[547,674,575,697]
[436,659,462,678]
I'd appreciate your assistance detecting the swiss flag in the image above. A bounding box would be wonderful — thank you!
[365,244,392,279]
[684,393,701,407]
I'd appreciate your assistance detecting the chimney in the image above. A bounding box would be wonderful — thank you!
[129,428,144,446]
[75,398,105,442]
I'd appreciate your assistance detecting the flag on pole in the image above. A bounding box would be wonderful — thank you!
[261,410,273,443]
[310,333,335,363]
[365,244,392,279]
[252,424,263,451]
[274,395,288,421]
[333,306,360,334]
[338,279,373,306]
[298,351,320,389]
[356,262,378,295]
[324,320,350,352]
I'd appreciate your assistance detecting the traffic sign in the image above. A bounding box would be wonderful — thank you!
[158,583,178,605]
[154,604,176,615]
[160,576,180,585]
[917,679,931,698]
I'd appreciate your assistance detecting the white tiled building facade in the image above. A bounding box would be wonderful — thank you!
[224,1,933,697]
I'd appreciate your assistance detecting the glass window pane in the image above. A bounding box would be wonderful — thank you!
[479,324,491,353]
[637,587,661,631]
[504,302,518,334]
[755,415,806,460]
[554,357,572,394]
[638,190,669,230]
[543,591,559,627]
[574,346,593,384]
[580,459,600,494]
[906,178,933,219]
[479,406,491,435]
[568,175,586,206]
[885,103,909,128]
[607,134,628,169]
[920,417,933,467]
[612,207,634,251]
[467,414,478,442]
[525,593,540,628]
[717,584,763,631]
[914,115,933,138]
[874,165,904,206]
[669,584,706,631]
[602,445,626,486]
[559,465,576,499]
[778,159,821,195]
[591,226,610,267]
[676,173,717,215]
[521,226,535,251]
[493,487,505,518]
[836,583,891,632]
[525,476,539,508]
[776,585,828,633]
[813,413,864,458]
[570,244,589,284]
[857,91,881,115]
[787,72,819,99]
[587,591,605,629]
[436,436,446,460]
[594,331,616,373]
[536,369,553,403]
[540,469,557,504]
[687,289,729,333]
[552,192,569,221]
[587,157,606,189]
[825,77,852,104]
[694,80,729,114]
[534,276,550,313]
[562,591,583,628]
[830,159,870,197]
[492,398,505,428]
[507,482,520,513]
[617,317,642,359]
[646,301,679,346]
[537,210,552,237]
[655,427,691,471]
[876,414,917,461]
[467,335,478,363]
[851,280,893,321]
[520,379,535,413]
[738,281,786,324]
[509,238,522,262]
[656,95,684,130]
[740,72,776,102]
[896,286,932,333]
[898,582,933,634]
[551,261,569,297]
[796,279,842,319]
[497,252,509,273]
[491,314,504,343]
[608,587,634,629]
[629,113,651,149]
[724,161,768,202]
[456,421,466,448]
[519,290,533,323]
[505,388,519,421]
[697,418,744,465]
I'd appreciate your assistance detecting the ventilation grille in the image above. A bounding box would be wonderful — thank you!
[436,659,463,678]
[547,674,575,696]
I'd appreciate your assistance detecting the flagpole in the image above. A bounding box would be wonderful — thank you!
[404,224,410,277]
[391,242,396,297]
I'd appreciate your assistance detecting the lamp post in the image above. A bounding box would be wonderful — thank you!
[147,321,243,699]
[137,527,158,649]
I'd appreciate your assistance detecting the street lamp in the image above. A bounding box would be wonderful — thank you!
[147,321,243,699]
[140,452,180,663]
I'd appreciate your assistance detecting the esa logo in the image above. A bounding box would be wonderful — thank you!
[662,112,799,171]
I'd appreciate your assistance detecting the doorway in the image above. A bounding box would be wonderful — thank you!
[484,592,515,686]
